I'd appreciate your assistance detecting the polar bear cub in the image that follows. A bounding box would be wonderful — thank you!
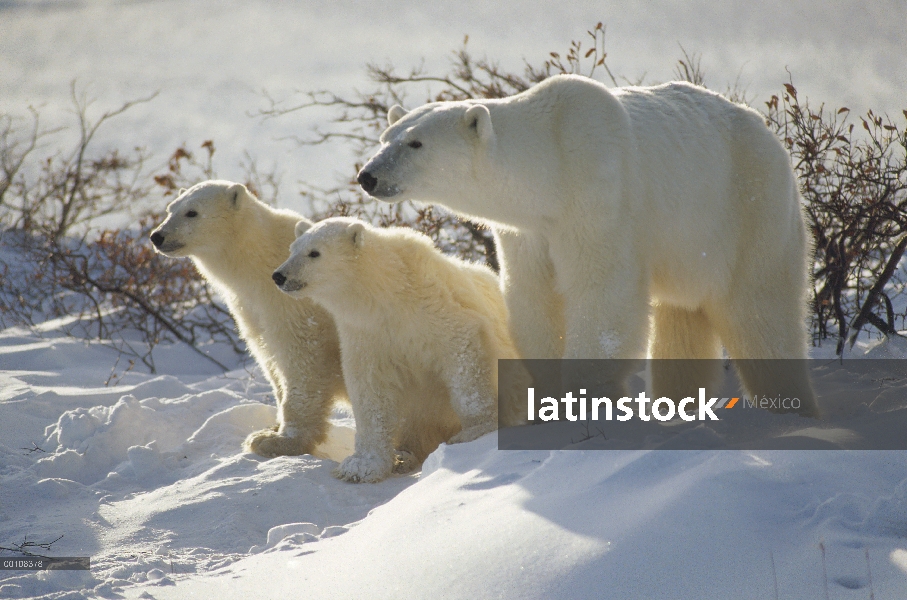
[273,217,526,483]
[150,180,345,456]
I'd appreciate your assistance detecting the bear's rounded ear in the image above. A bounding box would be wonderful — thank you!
[464,104,493,144]
[295,219,313,238]
[349,222,366,248]
[388,105,407,126]
[227,182,249,209]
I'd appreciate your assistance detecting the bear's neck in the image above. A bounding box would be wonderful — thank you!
[193,206,297,301]
[313,246,405,323]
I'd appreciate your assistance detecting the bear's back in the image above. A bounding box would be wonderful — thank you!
[351,226,503,335]
[614,81,765,150]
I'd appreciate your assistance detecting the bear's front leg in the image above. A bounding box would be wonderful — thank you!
[244,334,342,458]
[494,228,566,359]
[332,375,396,483]
[443,332,498,444]
[243,378,334,458]
[549,230,649,361]
[243,360,299,457]
[549,234,650,398]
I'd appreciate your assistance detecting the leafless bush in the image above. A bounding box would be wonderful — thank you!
[0,534,63,558]
[153,139,281,206]
[764,83,907,352]
[0,108,60,211]
[0,86,245,372]
[260,24,615,151]
[0,83,156,239]
[1,217,242,372]
[674,47,751,105]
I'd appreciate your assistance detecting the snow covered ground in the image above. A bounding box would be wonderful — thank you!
[3,1,907,598]
[0,320,414,598]
[2,317,907,599]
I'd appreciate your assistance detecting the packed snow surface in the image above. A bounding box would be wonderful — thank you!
[2,317,907,599]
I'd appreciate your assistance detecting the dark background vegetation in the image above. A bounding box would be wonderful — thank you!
[1,25,904,369]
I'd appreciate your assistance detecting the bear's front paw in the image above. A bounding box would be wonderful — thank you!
[332,454,393,483]
[447,423,496,445]
[243,428,313,458]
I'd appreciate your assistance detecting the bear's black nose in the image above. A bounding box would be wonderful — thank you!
[150,232,164,248]
[272,271,287,287]
[358,170,378,194]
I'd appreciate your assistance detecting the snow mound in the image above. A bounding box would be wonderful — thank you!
[144,437,907,600]
[0,328,413,598]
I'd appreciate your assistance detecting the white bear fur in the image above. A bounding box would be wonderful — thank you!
[150,180,345,455]
[358,74,818,414]
[274,217,528,483]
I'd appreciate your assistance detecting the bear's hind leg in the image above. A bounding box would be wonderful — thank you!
[394,396,460,472]
[649,304,722,400]
[392,450,420,475]
[708,295,819,418]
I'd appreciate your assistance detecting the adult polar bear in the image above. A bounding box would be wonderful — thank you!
[357,74,818,414]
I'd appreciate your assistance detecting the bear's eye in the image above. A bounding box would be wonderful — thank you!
[408,140,422,149]
[186,210,198,218]
[308,250,321,258]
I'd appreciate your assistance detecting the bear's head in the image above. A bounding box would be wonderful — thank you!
[357,101,494,207]
[150,180,253,258]
[272,217,367,302]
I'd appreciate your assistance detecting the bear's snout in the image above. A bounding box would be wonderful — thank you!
[150,232,164,248]
[357,170,378,194]
[272,271,287,287]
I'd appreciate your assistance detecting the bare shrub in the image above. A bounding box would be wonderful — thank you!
[0,534,63,558]
[673,46,751,105]
[0,83,157,239]
[0,86,244,372]
[1,216,242,372]
[153,139,281,206]
[764,83,907,352]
